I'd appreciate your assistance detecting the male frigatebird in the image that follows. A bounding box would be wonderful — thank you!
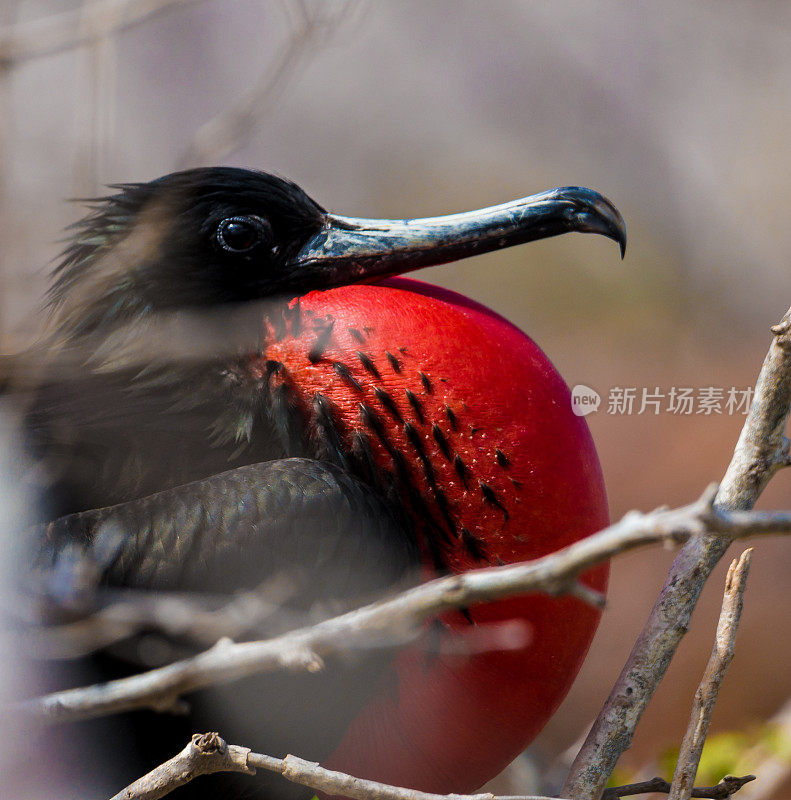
[18,168,625,798]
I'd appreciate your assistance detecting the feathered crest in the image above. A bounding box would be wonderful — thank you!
[46,181,159,312]
[43,168,326,341]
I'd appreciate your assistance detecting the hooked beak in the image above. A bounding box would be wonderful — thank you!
[288,186,626,288]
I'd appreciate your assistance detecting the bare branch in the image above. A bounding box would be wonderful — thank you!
[108,733,757,800]
[21,577,298,659]
[16,490,791,726]
[668,549,753,800]
[602,775,756,800]
[178,0,365,167]
[261,752,545,800]
[0,0,207,66]
[108,731,555,800]
[563,307,791,800]
[107,732,254,800]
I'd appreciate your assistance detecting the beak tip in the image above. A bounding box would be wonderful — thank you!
[557,187,627,260]
[618,229,627,260]
[595,196,626,260]
[611,209,627,259]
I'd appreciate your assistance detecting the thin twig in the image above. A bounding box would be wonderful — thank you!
[107,732,254,800]
[0,0,206,66]
[107,732,758,800]
[16,490,791,726]
[602,775,756,800]
[668,549,753,800]
[20,578,298,658]
[178,0,364,167]
[562,307,791,800]
[71,0,117,196]
[107,731,553,800]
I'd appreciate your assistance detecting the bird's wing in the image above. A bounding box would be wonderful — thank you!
[30,457,419,800]
[35,456,418,614]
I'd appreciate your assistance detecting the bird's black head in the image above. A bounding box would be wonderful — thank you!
[48,167,327,338]
[47,166,626,341]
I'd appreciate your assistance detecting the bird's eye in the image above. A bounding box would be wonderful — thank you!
[216,216,270,254]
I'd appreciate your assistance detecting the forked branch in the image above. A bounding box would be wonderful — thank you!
[17,488,791,726]
[562,307,791,799]
[106,732,758,800]
[668,549,753,800]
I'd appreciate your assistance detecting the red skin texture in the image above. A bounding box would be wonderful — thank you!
[259,277,608,793]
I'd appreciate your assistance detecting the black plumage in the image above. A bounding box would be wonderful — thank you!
[7,167,626,798]
[31,459,417,799]
[14,169,418,799]
[37,458,415,600]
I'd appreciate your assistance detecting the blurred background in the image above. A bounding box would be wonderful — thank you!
[1,0,791,795]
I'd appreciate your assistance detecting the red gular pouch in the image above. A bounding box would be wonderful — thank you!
[257,277,609,795]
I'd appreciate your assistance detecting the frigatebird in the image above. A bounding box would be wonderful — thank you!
[16,168,625,798]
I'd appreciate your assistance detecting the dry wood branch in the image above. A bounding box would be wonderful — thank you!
[562,307,791,800]
[668,549,753,800]
[178,0,364,167]
[0,0,205,66]
[22,577,297,658]
[108,732,556,800]
[108,732,254,800]
[602,775,756,800]
[108,732,757,800]
[17,491,791,726]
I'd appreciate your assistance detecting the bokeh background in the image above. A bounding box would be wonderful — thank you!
[2,0,791,796]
